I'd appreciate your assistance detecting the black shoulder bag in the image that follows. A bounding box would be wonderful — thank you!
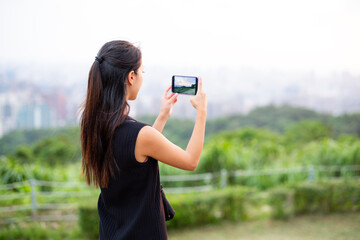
[160,184,175,221]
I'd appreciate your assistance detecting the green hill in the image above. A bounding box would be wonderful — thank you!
[1,105,360,157]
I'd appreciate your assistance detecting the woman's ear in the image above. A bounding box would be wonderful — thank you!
[127,70,135,86]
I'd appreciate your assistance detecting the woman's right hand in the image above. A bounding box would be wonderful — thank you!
[190,77,207,113]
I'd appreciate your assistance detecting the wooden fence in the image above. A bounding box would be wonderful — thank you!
[1,165,359,225]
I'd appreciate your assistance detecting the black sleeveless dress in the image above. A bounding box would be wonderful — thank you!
[98,118,167,239]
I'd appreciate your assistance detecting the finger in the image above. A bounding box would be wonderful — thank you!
[197,76,203,92]
[163,85,172,97]
[170,93,178,103]
[166,92,175,100]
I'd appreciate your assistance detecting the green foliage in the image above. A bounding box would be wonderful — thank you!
[269,180,360,220]
[1,105,360,191]
[12,145,34,164]
[284,120,333,145]
[330,113,360,137]
[0,223,84,240]
[0,128,74,156]
[196,126,360,190]
[198,128,284,173]
[329,180,360,212]
[77,180,360,233]
[134,106,360,151]
[206,105,322,135]
[78,206,100,239]
[2,105,360,171]
[77,186,256,237]
[206,105,360,139]
[246,105,322,132]
[296,138,360,166]
[293,183,332,214]
[291,180,360,215]
[167,186,255,229]
[32,135,80,166]
[0,156,32,184]
[5,127,81,167]
[269,187,294,220]
[0,156,78,185]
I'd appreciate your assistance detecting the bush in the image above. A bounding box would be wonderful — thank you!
[77,186,256,236]
[328,180,360,212]
[284,120,333,146]
[78,205,100,239]
[269,180,360,219]
[269,187,294,220]
[166,186,255,229]
[0,223,83,240]
[198,128,284,174]
[0,156,60,186]
[77,180,360,234]
[293,182,332,214]
[298,138,360,167]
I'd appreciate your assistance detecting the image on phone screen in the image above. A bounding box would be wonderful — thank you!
[172,75,198,95]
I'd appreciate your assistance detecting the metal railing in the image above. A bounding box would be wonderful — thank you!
[0,164,359,225]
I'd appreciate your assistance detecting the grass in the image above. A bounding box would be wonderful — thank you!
[0,222,84,240]
[1,213,359,240]
[168,212,360,240]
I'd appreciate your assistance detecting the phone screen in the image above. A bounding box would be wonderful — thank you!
[172,75,198,95]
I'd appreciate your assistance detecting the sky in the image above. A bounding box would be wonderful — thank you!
[1,0,360,75]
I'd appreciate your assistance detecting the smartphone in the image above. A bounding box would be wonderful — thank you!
[172,75,198,95]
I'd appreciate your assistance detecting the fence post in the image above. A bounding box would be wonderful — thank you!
[308,165,314,183]
[29,179,37,219]
[220,169,228,188]
[340,166,347,178]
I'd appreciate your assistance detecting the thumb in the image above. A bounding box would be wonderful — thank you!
[197,76,203,93]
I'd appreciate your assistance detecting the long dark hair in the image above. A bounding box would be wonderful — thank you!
[80,40,142,188]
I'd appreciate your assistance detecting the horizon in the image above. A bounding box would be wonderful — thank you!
[1,63,359,117]
[1,0,360,136]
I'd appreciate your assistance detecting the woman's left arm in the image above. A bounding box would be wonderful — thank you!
[152,86,178,133]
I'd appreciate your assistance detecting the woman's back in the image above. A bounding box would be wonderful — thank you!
[98,119,167,240]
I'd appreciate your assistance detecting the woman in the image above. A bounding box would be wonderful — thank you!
[81,40,207,239]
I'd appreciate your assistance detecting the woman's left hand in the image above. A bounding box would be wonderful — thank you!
[160,85,178,118]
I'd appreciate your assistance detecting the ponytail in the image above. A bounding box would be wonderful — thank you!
[80,40,141,188]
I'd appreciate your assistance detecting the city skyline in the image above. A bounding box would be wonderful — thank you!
[1,64,359,137]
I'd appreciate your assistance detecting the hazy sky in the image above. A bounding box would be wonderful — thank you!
[1,0,360,75]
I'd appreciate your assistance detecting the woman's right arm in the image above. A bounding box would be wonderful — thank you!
[135,77,207,171]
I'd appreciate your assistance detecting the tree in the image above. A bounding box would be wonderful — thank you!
[284,120,333,145]
[12,146,34,164]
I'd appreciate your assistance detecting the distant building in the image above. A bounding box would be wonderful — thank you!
[16,103,53,130]
[0,79,74,137]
